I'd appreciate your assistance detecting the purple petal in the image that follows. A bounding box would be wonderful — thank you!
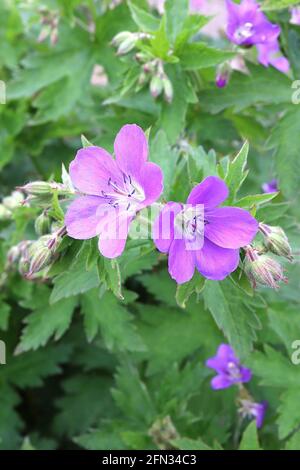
[257,42,289,74]
[195,238,240,280]
[65,196,105,240]
[153,202,182,254]
[139,162,163,207]
[254,401,267,428]
[205,207,258,249]
[211,374,233,390]
[114,124,148,178]
[98,210,132,259]
[240,366,252,383]
[69,146,121,196]
[187,176,229,208]
[168,239,196,284]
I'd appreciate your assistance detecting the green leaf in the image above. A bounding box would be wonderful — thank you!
[179,43,234,71]
[268,106,300,199]
[262,0,300,10]
[277,390,300,439]
[165,0,189,44]
[235,192,279,209]
[239,422,261,450]
[225,141,249,203]
[203,280,260,359]
[176,274,205,308]
[50,243,100,304]
[81,289,146,352]
[0,300,11,330]
[18,298,77,351]
[173,437,212,450]
[128,1,160,32]
[198,64,292,113]
[149,130,178,198]
[174,15,208,51]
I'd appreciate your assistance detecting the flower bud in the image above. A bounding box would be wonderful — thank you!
[150,74,164,99]
[116,35,137,55]
[111,31,132,47]
[0,204,12,221]
[24,194,53,208]
[3,191,24,210]
[244,247,287,290]
[162,75,173,103]
[149,416,179,450]
[28,236,53,275]
[35,212,51,236]
[21,181,59,196]
[138,72,148,86]
[7,245,21,266]
[259,223,293,262]
[215,63,230,88]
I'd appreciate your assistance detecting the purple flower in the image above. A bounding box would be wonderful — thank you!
[257,41,290,74]
[206,344,252,390]
[153,176,258,284]
[290,7,300,26]
[65,124,163,258]
[226,0,280,47]
[239,399,268,428]
[262,179,278,193]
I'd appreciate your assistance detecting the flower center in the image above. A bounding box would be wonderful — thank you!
[234,22,254,42]
[101,173,145,211]
[227,361,242,379]
[174,206,206,248]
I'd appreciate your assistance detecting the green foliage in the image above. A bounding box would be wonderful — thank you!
[0,0,299,452]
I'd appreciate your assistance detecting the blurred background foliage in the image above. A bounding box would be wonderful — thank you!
[0,0,300,450]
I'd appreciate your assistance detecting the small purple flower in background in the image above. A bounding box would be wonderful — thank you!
[153,176,258,284]
[226,0,280,46]
[65,124,163,258]
[262,179,278,193]
[290,7,300,26]
[206,344,252,390]
[226,0,289,74]
[239,399,268,428]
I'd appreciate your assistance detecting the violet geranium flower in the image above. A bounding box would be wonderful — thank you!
[65,124,163,258]
[225,0,289,74]
[239,399,268,428]
[206,344,252,390]
[226,0,280,47]
[290,7,300,26]
[153,176,258,284]
[262,179,278,193]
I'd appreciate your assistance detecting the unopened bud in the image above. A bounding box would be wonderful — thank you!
[150,74,164,99]
[24,194,53,208]
[35,212,51,236]
[28,236,53,275]
[3,191,24,210]
[0,204,12,221]
[162,76,173,103]
[111,31,132,47]
[259,223,293,262]
[215,63,231,88]
[21,181,59,196]
[7,246,21,266]
[149,416,179,450]
[244,247,287,290]
[138,72,148,86]
[135,52,151,63]
[116,35,137,55]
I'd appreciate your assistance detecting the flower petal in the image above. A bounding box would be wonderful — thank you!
[168,239,196,284]
[139,162,163,207]
[195,238,240,280]
[187,176,229,208]
[114,124,148,178]
[65,196,105,240]
[69,146,121,196]
[98,210,132,259]
[211,375,233,390]
[205,207,258,249]
[153,202,182,254]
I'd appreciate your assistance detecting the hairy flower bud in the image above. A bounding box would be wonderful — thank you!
[116,35,137,55]
[244,247,287,289]
[111,31,132,47]
[35,212,51,236]
[28,237,53,275]
[162,75,173,103]
[150,74,164,98]
[259,223,293,262]
[3,191,24,210]
[0,204,12,221]
[21,181,60,196]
